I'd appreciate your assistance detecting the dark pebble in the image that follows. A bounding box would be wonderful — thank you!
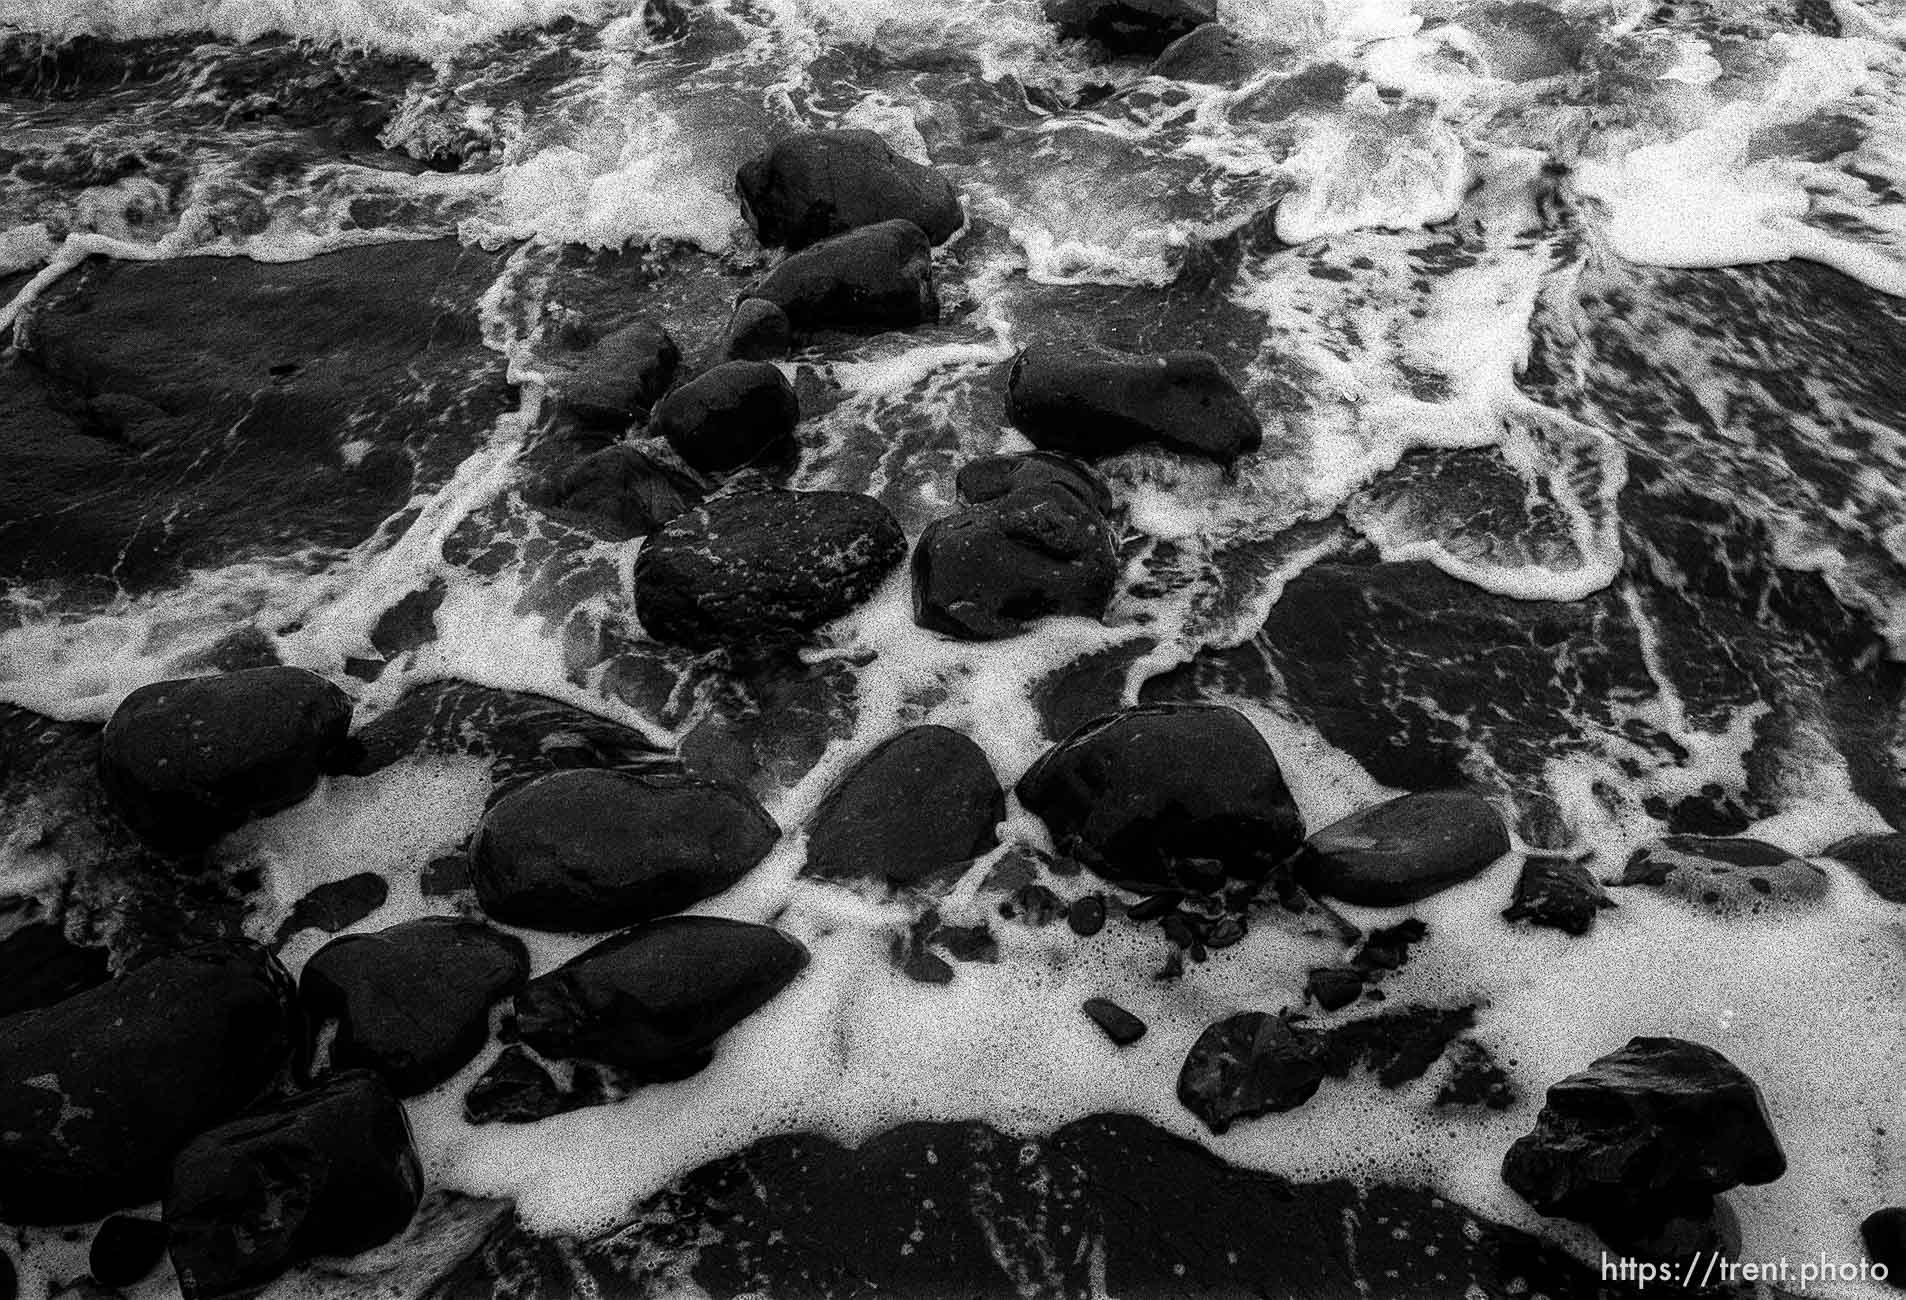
[1125,892,1181,923]
[91,1214,168,1288]
[1083,998,1147,1046]
[1205,915,1247,948]
[1001,884,1064,925]
[1067,894,1107,936]
[1306,966,1364,1012]
[902,948,956,985]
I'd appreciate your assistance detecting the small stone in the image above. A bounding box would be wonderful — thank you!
[273,871,388,947]
[1305,966,1363,1012]
[1126,892,1182,922]
[1298,790,1510,907]
[724,298,791,362]
[1351,918,1428,974]
[1503,857,1616,935]
[90,1215,168,1288]
[464,1046,572,1125]
[1177,1011,1327,1133]
[1083,998,1147,1045]
[933,923,999,963]
[1001,884,1064,926]
[1437,1039,1516,1110]
[1067,894,1107,936]
[902,947,956,985]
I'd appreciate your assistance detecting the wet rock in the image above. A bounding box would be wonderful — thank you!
[1148,20,1251,82]
[99,666,353,852]
[1000,883,1066,925]
[1863,1208,1906,1285]
[1351,918,1428,974]
[1067,894,1107,936]
[723,298,791,362]
[1016,703,1305,892]
[89,1215,168,1289]
[912,478,1119,640]
[473,768,779,932]
[1320,1004,1475,1086]
[514,916,810,1076]
[650,360,800,473]
[1177,1011,1327,1133]
[273,871,389,947]
[747,219,939,336]
[736,130,963,251]
[464,1045,573,1125]
[301,917,530,1096]
[1822,832,1906,903]
[165,1070,423,1300]
[523,443,706,540]
[634,489,906,650]
[0,921,109,1018]
[805,725,1003,885]
[955,451,1114,516]
[1305,966,1363,1011]
[1045,0,1215,54]
[1083,998,1147,1045]
[1005,342,1261,466]
[559,319,680,428]
[0,940,297,1224]
[1617,835,1829,916]
[1437,1039,1516,1110]
[1297,790,1510,907]
[1503,857,1616,935]
[1503,1037,1785,1260]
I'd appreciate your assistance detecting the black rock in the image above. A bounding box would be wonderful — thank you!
[1823,832,1906,903]
[273,871,389,947]
[1045,0,1216,55]
[1067,894,1107,936]
[955,451,1113,516]
[301,917,530,1096]
[472,768,780,932]
[90,1215,169,1289]
[1319,1004,1474,1087]
[1503,857,1616,935]
[1178,1011,1327,1133]
[1437,1039,1516,1110]
[805,726,1003,885]
[346,679,671,782]
[523,443,706,540]
[0,921,109,1018]
[464,1045,573,1124]
[0,940,298,1224]
[560,319,680,428]
[1016,703,1305,892]
[99,666,353,852]
[1148,20,1251,81]
[514,916,810,1075]
[634,489,906,650]
[1863,1208,1906,1286]
[1297,790,1510,907]
[1617,835,1828,916]
[1001,883,1066,925]
[650,360,800,474]
[165,1070,423,1300]
[736,130,963,251]
[747,219,939,335]
[1305,966,1363,1011]
[723,298,791,362]
[1005,342,1261,466]
[1083,997,1147,1045]
[1351,918,1428,973]
[1502,1038,1786,1253]
[912,479,1119,640]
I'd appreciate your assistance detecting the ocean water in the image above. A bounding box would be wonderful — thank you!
[4,0,1906,1295]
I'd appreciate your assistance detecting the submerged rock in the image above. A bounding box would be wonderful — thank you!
[1005,342,1261,466]
[558,319,680,429]
[634,489,906,650]
[1177,1011,1327,1133]
[301,917,530,1096]
[650,360,800,474]
[911,478,1119,639]
[1822,832,1906,903]
[166,1070,423,1300]
[464,1045,575,1125]
[1296,790,1511,907]
[1045,0,1216,55]
[747,219,939,335]
[473,769,779,932]
[0,941,297,1224]
[804,726,1003,885]
[1617,835,1829,916]
[1016,703,1305,892]
[524,443,706,540]
[1148,20,1251,82]
[1503,1037,1785,1259]
[1503,857,1616,935]
[737,130,963,251]
[514,916,810,1076]
[99,666,352,852]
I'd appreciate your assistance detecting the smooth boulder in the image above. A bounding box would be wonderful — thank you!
[1502,1038,1786,1258]
[1045,0,1216,55]
[724,298,791,362]
[650,360,800,473]
[1617,835,1829,916]
[99,666,352,851]
[912,479,1119,640]
[0,941,298,1224]
[300,917,530,1095]
[514,916,810,1076]
[524,443,705,540]
[1296,790,1510,907]
[635,489,906,650]
[559,319,680,428]
[737,130,963,251]
[1015,703,1305,892]
[165,1070,423,1300]
[1005,343,1261,466]
[747,219,939,335]
[473,768,779,932]
[805,726,1004,885]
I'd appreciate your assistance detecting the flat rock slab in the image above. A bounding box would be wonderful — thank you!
[1297,789,1510,907]
[1617,836,1830,917]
